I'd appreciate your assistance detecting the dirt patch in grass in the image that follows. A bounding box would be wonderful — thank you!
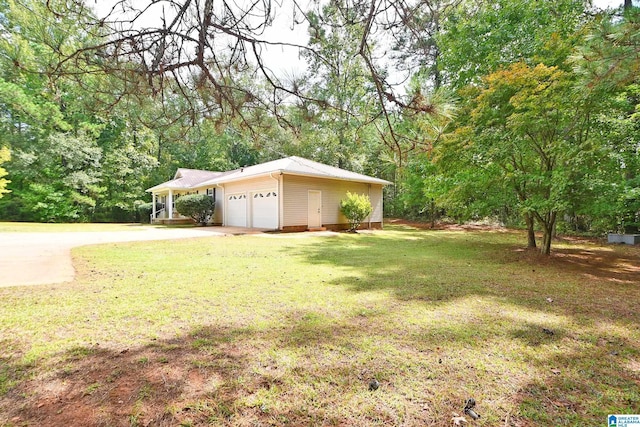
[5,330,254,427]
[550,246,640,284]
[386,217,508,231]
[507,236,640,286]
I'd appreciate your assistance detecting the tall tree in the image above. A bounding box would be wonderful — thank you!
[437,0,588,90]
[449,62,602,254]
[19,132,105,222]
[573,6,640,90]
[0,0,159,221]
[572,5,640,233]
[392,0,461,89]
[296,3,380,170]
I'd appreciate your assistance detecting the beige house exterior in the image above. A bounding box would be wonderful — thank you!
[146,156,391,231]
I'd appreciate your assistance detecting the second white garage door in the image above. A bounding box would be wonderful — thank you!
[226,193,247,227]
[251,190,278,229]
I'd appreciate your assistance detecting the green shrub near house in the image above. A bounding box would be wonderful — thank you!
[175,194,214,226]
[136,202,158,223]
[340,191,373,232]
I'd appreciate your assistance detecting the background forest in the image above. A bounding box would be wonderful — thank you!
[0,0,638,253]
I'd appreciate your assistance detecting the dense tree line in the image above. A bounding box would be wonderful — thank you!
[0,0,638,253]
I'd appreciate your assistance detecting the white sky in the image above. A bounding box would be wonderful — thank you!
[593,0,640,7]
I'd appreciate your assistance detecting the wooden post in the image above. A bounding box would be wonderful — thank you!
[152,193,156,223]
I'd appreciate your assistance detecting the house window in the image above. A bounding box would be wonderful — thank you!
[206,188,216,202]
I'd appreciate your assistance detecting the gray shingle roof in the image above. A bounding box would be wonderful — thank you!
[145,168,223,192]
[146,157,391,192]
[200,156,392,186]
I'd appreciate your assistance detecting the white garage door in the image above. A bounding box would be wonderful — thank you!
[226,193,247,227]
[251,190,278,229]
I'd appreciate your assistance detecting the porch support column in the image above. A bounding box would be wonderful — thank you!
[152,193,156,222]
[168,189,174,219]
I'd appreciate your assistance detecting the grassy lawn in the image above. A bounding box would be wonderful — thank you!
[0,222,147,233]
[0,225,638,426]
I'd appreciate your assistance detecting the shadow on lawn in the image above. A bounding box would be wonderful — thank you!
[289,227,640,322]
[3,309,638,427]
[1,325,272,427]
[1,308,639,426]
[282,227,640,423]
[0,315,467,426]
[0,339,31,396]
[3,308,440,427]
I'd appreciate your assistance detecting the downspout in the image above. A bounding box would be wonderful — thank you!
[216,183,224,225]
[269,172,281,230]
[368,184,372,229]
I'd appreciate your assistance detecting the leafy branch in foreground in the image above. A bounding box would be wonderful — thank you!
[42,0,456,139]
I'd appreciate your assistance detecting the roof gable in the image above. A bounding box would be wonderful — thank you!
[146,168,224,192]
[174,168,224,187]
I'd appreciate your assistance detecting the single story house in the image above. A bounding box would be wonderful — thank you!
[146,156,391,231]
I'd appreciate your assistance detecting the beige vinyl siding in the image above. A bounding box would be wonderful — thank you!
[282,175,383,227]
[222,176,279,197]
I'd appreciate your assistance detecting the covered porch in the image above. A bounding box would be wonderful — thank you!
[146,168,223,225]
[149,190,193,224]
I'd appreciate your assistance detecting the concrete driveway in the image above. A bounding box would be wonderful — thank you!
[0,226,264,288]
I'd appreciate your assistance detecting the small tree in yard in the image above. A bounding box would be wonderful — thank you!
[340,192,373,232]
[175,194,214,226]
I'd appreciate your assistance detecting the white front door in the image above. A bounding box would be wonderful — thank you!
[226,193,247,227]
[308,190,322,228]
[251,190,278,229]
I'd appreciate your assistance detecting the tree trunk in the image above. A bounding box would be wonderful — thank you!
[624,0,632,10]
[430,199,436,228]
[525,213,536,249]
[540,212,557,256]
[541,229,552,255]
[433,16,442,90]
